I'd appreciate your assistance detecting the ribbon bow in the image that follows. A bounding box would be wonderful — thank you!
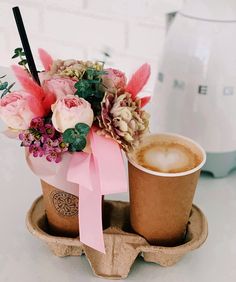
[27,128,127,253]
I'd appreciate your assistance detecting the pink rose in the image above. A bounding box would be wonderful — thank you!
[51,95,94,132]
[102,68,127,92]
[42,77,76,99]
[0,91,37,130]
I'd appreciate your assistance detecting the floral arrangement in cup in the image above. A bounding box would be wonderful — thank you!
[0,44,152,252]
[0,48,151,162]
[0,6,153,253]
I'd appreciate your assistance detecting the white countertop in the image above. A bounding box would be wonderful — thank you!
[0,67,236,282]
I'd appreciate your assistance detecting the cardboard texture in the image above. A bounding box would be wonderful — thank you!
[26,196,208,280]
[128,162,201,246]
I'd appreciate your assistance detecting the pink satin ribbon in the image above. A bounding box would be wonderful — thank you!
[26,129,127,253]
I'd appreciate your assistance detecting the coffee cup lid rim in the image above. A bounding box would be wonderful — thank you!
[127,132,206,177]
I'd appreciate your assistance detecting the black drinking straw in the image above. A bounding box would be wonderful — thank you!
[12,6,40,85]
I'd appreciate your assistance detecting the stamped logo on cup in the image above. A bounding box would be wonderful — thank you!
[50,190,78,217]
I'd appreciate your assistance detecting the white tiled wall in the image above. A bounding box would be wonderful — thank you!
[0,0,183,94]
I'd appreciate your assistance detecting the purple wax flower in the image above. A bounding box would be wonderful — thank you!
[21,116,67,163]
[44,137,54,147]
[42,138,60,149]
[30,117,44,129]
[42,143,51,154]
[51,139,59,147]
[19,131,34,147]
[59,141,69,152]
[29,141,44,158]
[45,147,62,163]
[44,123,55,138]
[40,135,49,144]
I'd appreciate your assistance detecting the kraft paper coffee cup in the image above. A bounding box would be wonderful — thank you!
[41,180,79,237]
[41,180,107,237]
[127,133,206,246]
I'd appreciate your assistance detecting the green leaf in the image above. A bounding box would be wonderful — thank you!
[78,91,90,99]
[103,52,110,57]
[75,123,90,135]
[0,82,8,90]
[20,51,25,56]
[7,82,15,92]
[88,80,101,84]
[73,136,86,151]
[18,59,28,66]
[14,47,23,53]
[12,53,19,59]
[94,90,104,99]
[74,80,90,91]
[96,70,107,75]
[63,129,77,143]
[74,90,90,99]
[74,81,81,88]
[69,144,77,152]
[1,89,9,98]
[86,69,96,80]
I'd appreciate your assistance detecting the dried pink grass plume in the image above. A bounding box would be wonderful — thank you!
[11,65,56,115]
[38,48,53,71]
[125,63,151,99]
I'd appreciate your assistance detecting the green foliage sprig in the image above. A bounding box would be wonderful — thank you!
[74,66,107,116]
[12,47,29,72]
[63,123,90,152]
[0,75,15,98]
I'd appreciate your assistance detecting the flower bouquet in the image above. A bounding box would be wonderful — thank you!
[0,8,151,251]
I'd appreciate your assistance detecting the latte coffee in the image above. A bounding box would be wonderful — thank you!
[128,133,206,246]
[134,138,201,173]
[135,141,201,173]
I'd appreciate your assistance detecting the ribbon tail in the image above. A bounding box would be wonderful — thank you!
[67,151,105,253]
[67,152,93,190]
[90,128,128,195]
[66,131,128,253]
[79,186,105,253]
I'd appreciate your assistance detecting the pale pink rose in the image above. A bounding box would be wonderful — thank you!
[51,95,94,132]
[101,68,127,92]
[42,77,76,99]
[0,91,37,130]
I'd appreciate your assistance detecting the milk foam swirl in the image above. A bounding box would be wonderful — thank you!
[135,142,201,173]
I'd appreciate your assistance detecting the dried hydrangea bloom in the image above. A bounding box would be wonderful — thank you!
[97,92,150,151]
[48,59,104,80]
